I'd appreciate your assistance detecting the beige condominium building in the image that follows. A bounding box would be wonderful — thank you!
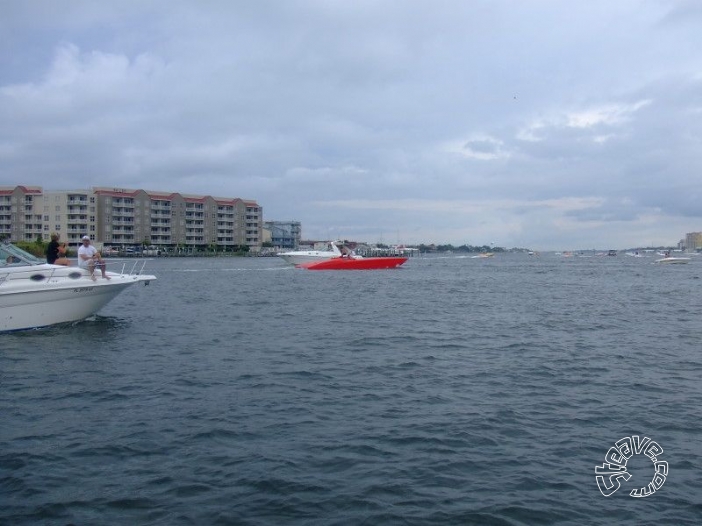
[0,185,262,252]
[685,231,702,252]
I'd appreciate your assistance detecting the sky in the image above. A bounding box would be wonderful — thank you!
[1,0,701,251]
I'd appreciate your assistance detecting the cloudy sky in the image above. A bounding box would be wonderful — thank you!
[1,0,701,250]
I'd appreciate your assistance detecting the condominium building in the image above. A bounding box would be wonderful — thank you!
[685,232,702,252]
[0,185,45,242]
[0,185,262,251]
[264,220,301,249]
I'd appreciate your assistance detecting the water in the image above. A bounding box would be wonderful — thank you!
[2,254,701,525]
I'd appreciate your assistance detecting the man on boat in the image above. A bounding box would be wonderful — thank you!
[340,246,355,258]
[77,235,110,280]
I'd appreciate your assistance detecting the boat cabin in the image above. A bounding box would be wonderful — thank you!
[1,242,42,267]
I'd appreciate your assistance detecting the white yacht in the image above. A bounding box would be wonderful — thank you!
[1,241,156,332]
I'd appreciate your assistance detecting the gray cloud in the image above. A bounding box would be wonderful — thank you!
[1,0,701,249]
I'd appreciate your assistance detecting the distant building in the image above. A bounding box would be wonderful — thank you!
[264,220,301,249]
[261,225,272,245]
[0,185,45,242]
[44,189,96,245]
[0,185,262,251]
[685,232,702,252]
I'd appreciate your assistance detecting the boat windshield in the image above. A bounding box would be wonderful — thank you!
[0,242,44,266]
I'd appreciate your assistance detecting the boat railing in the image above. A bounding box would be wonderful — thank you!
[0,259,150,287]
[116,259,150,276]
[73,258,150,276]
[81,258,150,276]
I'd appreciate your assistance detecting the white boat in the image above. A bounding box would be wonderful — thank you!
[654,256,691,264]
[1,242,156,332]
[278,241,343,266]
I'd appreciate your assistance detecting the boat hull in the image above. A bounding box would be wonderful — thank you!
[1,271,155,332]
[654,257,690,264]
[298,257,408,270]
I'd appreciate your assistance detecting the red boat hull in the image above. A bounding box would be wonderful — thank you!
[298,257,408,270]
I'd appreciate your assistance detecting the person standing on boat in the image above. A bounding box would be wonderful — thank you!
[46,233,70,266]
[77,235,110,280]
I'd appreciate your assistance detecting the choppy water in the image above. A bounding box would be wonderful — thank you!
[2,253,702,525]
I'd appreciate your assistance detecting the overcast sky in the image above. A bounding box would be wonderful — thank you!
[1,0,701,250]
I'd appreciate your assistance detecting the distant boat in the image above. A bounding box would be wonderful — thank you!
[655,256,690,265]
[654,252,691,265]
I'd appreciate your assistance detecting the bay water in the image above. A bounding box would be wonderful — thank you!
[2,253,701,525]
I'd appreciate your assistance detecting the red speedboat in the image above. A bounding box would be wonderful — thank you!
[298,256,408,270]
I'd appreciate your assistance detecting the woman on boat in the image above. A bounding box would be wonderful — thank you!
[46,233,71,266]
